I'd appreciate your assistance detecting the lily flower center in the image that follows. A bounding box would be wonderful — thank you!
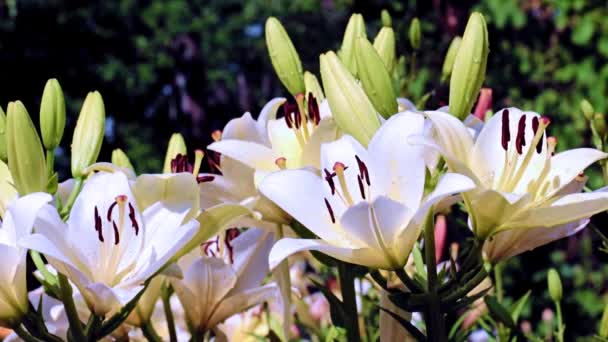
[201,228,240,264]
[322,155,372,223]
[496,109,550,193]
[281,93,321,149]
[171,150,215,184]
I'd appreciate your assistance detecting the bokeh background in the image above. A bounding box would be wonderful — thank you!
[1,0,607,338]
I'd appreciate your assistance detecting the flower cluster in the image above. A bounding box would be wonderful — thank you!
[0,10,607,342]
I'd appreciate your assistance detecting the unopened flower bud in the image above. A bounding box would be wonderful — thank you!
[339,13,367,76]
[40,78,66,150]
[6,101,48,194]
[441,36,462,81]
[581,99,594,121]
[381,9,392,27]
[304,71,325,102]
[547,268,563,302]
[409,18,421,50]
[355,37,397,119]
[163,133,187,173]
[594,113,607,139]
[265,17,305,96]
[0,107,6,162]
[449,12,489,120]
[320,51,380,146]
[373,27,396,73]
[112,148,135,172]
[71,91,105,178]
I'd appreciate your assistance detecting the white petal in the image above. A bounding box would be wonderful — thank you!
[541,148,608,198]
[468,190,530,237]
[208,140,278,172]
[81,282,121,316]
[256,98,286,130]
[301,118,341,169]
[208,284,279,328]
[227,228,274,294]
[133,173,200,220]
[268,238,387,270]
[0,192,53,246]
[259,170,347,244]
[222,112,266,145]
[507,191,608,229]
[425,110,475,168]
[414,173,476,224]
[267,118,303,168]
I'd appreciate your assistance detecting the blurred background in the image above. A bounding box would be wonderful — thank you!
[1,0,607,338]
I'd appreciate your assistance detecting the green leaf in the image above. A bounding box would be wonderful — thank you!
[510,290,531,322]
[484,295,516,328]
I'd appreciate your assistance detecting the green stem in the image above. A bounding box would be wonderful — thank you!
[423,213,445,341]
[45,150,55,178]
[30,251,58,294]
[274,224,292,340]
[58,273,86,341]
[162,284,178,342]
[338,262,361,342]
[13,325,42,342]
[494,262,507,341]
[84,314,102,341]
[141,321,163,342]
[60,177,83,217]
[555,301,565,342]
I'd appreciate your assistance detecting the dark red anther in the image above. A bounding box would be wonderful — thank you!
[355,155,370,186]
[357,175,366,200]
[308,93,321,125]
[515,115,527,154]
[206,150,222,174]
[324,198,336,224]
[107,201,118,222]
[128,202,139,236]
[324,169,336,195]
[112,221,120,245]
[224,228,240,264]
[501,109,510,151]
[532,116,543,154]
[283,103,294,128]
[94,206,104,242]
[294,108,302,129]
[171,154,193,173]
[197,175,215,184]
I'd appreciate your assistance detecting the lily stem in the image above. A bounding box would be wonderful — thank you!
[13,325,42,342]
[61,177,83,217]
[555,300,565,342]
[162,284,178,342]
[45,150,55,179]
[58,273,86,341]
[338,261,361,342]
[141,321,163,342]
[495,262,508,340]
[423,213,445,341]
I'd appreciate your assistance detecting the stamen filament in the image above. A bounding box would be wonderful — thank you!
[334,162,354,206]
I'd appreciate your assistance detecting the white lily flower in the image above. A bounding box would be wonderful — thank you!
[260,112,475,270]
[425,108,608,261]
[170,228,278,335]
[0,193,51,327]
[20,171,199,316]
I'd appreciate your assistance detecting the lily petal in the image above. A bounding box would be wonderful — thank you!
[542,148,608,198]
[208,284,279,329]
[208,140,279,172]
[425,110,475,169]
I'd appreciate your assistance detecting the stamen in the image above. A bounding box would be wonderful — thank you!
[128,202,139,236]
[197,175,215,183]
[515,115,526,154]
[308,93,320,125]
[94,206,104,242]
[193,150,204,176]
[501,109,510,151]
[324,198,336,223]
[106,202,118,222]
[112,221,120,245]
[275,157,287,170]
[294,108,302,129]
[354,155,370,185]
[547,136,557,156]
[324,169,336,195]
[532,117,544,153]
[333,162,354,205]
[224,228,240,264]
[283,103,294,128]
[357,175,366,200]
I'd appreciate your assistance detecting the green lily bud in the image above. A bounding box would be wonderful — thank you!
[381,9,392,27]
[320,51,380,146]
[112,148,135,172]
[40,78,66,150]
[441,36,462,82]
[6,101,48,194]
[71,91,106,178]
[581,99,594,121]
[355,37,397,119]
[339,13,367,76]
[373,27,396,73]
[594,113,607,139]
[163,133,187,173]
[409,18,421,50]
[304,71,325,102]
[600,302,608,338]
[265,17,305,96]
[0,107,6,162]
[449,12,489,120]
[547,268,563,302]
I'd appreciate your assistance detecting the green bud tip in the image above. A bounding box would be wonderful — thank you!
[373,27,396,74]
[6,101,48,195]
[594,113,607,138]
[304,71,325,102]
[355,37,397,119]
[580,99,594,121]
[409,17,421,50]
[381,9,392,27]
[320,51,381,146]
[112,148,135,172]
[71,91,106,178]
[265,17,305,96]
[339,13,367,76]
[163,133,187,173]
[441,36,462,81]
[547,268,563,302]
[448,12,489,120]
[40,78,66,151]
